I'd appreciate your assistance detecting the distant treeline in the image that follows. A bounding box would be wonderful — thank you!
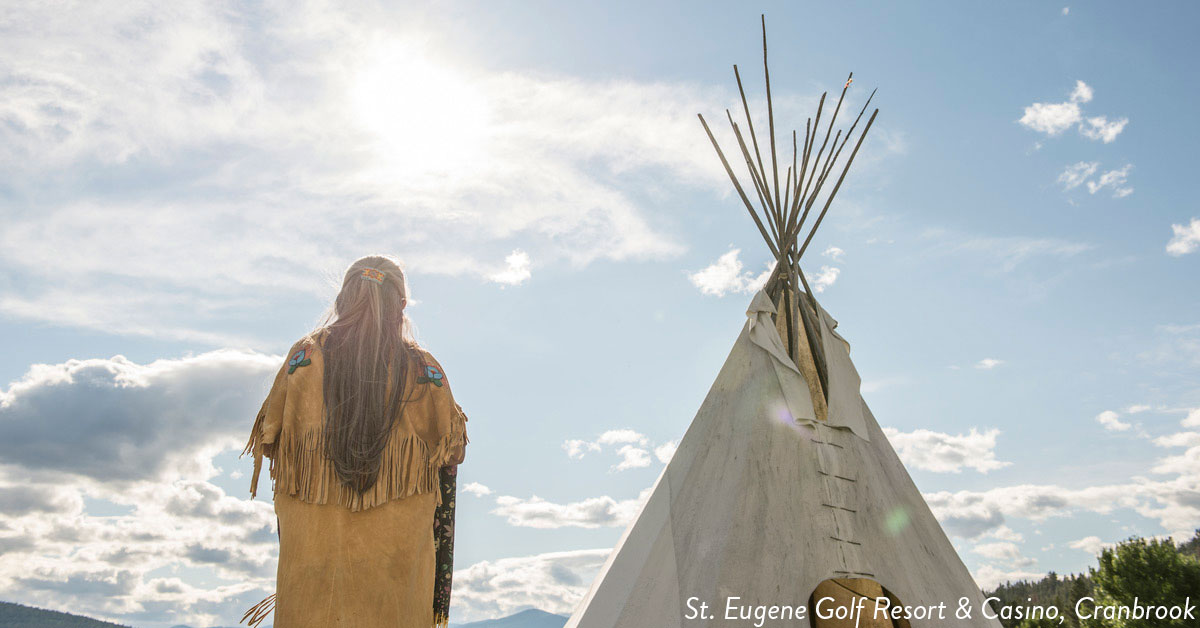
[0,601,132,627]
[985,530,1200,628]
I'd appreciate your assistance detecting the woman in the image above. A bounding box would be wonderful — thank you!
[242,255,468,628]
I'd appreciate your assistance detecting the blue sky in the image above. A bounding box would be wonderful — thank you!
[1,1,1198,625]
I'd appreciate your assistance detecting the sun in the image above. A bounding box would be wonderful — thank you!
[350,42,491,176]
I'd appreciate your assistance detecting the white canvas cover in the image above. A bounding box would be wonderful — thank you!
[565,291,999,628]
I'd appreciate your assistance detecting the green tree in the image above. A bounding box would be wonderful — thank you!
[1179,530,1200,561]
[1065,575,1094,628]
[1082,536,1200,628]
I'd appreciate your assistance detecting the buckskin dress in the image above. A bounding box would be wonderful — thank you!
[244,330,468,628]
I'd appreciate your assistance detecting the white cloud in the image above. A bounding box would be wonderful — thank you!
[491,489,651,529]
[563,439,602,460]
[926,472,1200,542]
[462,482,493,497]
[0,350,278,482]
[0,1,763,343]
[451,549,609,622]
[1149,420,1200,480]
[1126,404,1152,414]
[0,476,277,627]
[654,441,678,463]
[972,541,1034,567]
[596,429,649,446]
[1166,218,1200,256]
[0,347,295,624]
[986,526,1024,543]
[1080,116,1128,143]
[1086,164,1133,197]
[1153,431,1200,449]
[1019,101,1082,136]
[611,445,651,472]
[973,564,1046,590]
[1057,161,1133,199]
[811,265,840,293]
[488,250,532,286]
[1058,162,1099,190]
[1068,536,1112,556]
[822,246,844,260]
[883,427,1010,474]
[1070,80,1094,104]
[689,249,774,297]
[563,430,670,472]
[0,341,351,626]
[1019,81,1126,144]
[975,358,1004,370]
[1095,410,1131,432]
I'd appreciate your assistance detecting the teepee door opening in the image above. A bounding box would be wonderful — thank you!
[810,579,912,628]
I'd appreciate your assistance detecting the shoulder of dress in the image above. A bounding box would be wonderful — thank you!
[414,346,438,366]
[413,346,454,389]
[282,332,325,376]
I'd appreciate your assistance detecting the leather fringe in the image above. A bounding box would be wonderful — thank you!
[240,593,275,627]
[240,392,468,510]
[434,613,450,628]
[270,427,436,512]
[430,408,469,469]
[241,402,272,499]
[268,413,465,512]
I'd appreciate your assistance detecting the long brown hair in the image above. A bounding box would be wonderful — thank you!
[313,255,419,494]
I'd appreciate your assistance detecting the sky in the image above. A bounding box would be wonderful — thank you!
[0,0,1198,626]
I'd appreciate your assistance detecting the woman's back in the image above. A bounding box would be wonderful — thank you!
[249,334,466,510]
[243,256,468,628]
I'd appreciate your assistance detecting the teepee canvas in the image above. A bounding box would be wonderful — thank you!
[566,19,998,628]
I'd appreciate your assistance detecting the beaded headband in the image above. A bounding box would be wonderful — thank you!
[360,267,386,284]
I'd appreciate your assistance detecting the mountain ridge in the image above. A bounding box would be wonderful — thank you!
[0,601,132,627]
[0,600,564,628]
[452,608,568,628]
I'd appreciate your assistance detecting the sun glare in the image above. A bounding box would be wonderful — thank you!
[350,43,491,175]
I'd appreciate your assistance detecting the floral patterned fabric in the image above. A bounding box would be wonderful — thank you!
[433,465,458,627]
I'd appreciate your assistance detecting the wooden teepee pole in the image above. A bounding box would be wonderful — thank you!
[733,66,781,233]
[798,108,878,259]
[727,113,781,246]
[761,15,782,230]
[697,14,880,379]
[698,113,781,261]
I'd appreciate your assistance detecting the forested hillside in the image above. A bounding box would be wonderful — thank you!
[0,601,131,628]
[986,530,1200,628]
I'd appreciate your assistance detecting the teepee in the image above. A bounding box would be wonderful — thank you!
[565,18,999,628]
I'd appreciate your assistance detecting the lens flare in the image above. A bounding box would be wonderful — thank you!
[884,507,910,535]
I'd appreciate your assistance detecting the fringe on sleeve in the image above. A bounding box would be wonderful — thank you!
[242,398,272,499]
[430,403,469,468]
[241,351,291,499]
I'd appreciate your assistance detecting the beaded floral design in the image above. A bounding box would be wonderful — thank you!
[417,364,444,387]
[287,348,312,374]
